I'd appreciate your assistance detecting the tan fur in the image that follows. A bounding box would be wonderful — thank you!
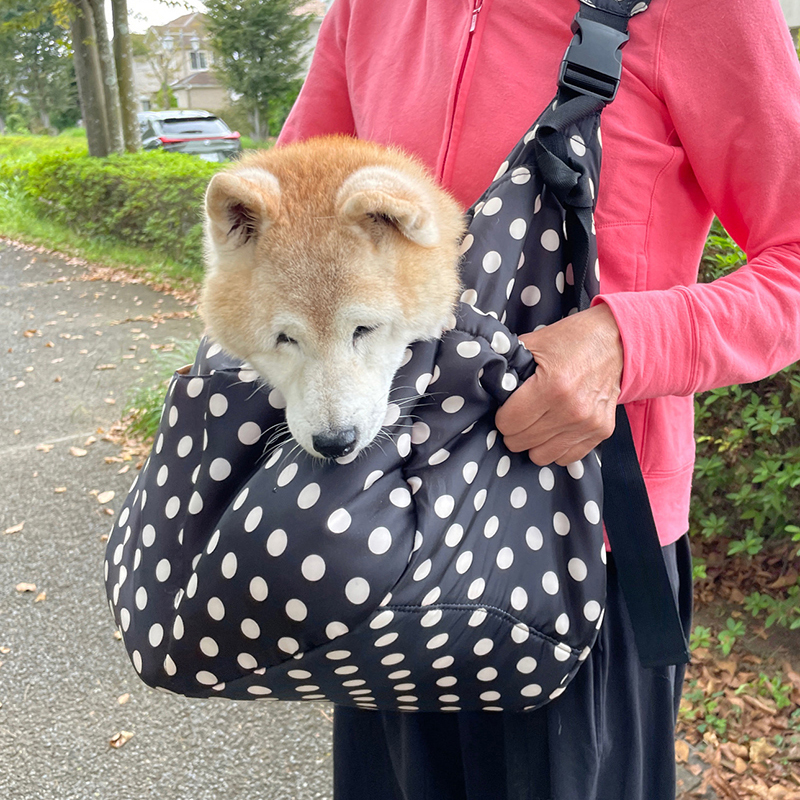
[200,136,466,458]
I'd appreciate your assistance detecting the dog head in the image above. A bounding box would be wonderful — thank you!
[201,136,465,460]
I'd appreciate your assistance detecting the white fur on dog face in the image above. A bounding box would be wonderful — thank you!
[246,312,416,458]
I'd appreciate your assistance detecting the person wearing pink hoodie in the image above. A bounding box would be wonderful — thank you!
[278,0,800,797]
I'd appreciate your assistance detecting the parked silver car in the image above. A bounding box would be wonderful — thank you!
[138,110,242,162]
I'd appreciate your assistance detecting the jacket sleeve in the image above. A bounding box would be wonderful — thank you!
[277,0,356,145]
[595,0,800,403]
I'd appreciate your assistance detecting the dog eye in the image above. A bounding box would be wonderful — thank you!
[276,333,297,346]
[353,325,378,342]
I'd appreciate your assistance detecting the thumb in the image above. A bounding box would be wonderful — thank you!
[495,368,545,436]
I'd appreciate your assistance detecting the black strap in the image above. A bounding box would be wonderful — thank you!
[532,0,690,668]
[602,408,691,667]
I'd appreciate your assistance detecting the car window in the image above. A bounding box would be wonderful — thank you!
[160,117,230,136]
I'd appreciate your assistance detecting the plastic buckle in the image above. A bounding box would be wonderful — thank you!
[558,13,630,102]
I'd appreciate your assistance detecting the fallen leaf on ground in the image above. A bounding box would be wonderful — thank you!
[15,583,36,593]
[104,398,116,405]
[84,436,97,446]
[675,739,690,763]
[750,739,779,763]
[22,329,39,337]
[113,630,122,640]
[109,730,134,748]
[117,693,130,705]
[734,757,748,774]
[97,491,115,504]
[69,447,87,457]
[14,381,25,389]
[34,591,46,603]
[96,364,116,371]
[0,647,10,654]
[4,522,24,535]
[54,487,66,493]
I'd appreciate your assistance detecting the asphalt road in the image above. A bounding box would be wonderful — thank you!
[0,241,333,800]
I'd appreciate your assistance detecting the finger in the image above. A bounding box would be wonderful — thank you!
[495,373,548,436]
[525,430,595,466]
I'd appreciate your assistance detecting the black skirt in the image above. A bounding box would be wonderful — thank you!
[332,535,693,800]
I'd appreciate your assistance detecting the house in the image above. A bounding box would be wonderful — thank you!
[132,5,329,114]
[132,12,226,112]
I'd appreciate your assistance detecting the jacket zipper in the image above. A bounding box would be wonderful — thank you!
[439,0,483,181]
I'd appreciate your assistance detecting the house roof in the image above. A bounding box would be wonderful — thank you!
[170,70,223,90]
[150,12,204,35]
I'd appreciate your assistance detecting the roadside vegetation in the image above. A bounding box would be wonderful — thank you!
[2,132,800,798]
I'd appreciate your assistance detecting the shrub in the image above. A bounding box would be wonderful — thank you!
[692,221,800,556]
[18,149,221,271]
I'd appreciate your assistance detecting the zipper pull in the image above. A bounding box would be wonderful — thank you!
[469,0,483,33]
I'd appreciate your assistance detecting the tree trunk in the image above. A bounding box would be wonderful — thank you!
[263,99,270,138]
[87,0,124,154]
[111,0,141,152]
[252,105,261,141]
[70,0,111,157]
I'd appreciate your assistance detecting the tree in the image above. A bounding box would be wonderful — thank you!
[0,0,80,134]
[111,0,141,151]
[204,0,313,139]
[69,0,112,154]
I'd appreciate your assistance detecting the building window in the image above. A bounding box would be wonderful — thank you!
[190,51,207,70]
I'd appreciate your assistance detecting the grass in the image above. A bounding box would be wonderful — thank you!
[124,339,203,442]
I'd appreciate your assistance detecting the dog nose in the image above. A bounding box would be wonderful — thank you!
[312,428,357,459]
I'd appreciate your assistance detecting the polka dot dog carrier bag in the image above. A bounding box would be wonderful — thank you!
[105,0,688,713]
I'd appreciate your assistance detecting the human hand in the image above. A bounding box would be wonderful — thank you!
[495,303,623,466]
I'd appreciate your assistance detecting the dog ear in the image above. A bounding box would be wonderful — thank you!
[337,166,441,247]
[204,168,281,249]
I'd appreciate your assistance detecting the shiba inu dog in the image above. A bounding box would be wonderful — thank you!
[201,136,466,460]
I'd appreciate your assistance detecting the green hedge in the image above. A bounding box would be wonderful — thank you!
[15,149,222,271]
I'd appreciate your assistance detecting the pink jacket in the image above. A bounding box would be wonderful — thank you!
[278,0,800,546]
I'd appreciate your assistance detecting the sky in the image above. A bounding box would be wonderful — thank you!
[123,0,207,34]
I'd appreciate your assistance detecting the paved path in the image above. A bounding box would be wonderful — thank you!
[0,241,333,800]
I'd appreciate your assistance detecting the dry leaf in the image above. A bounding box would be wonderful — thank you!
[117,693,130,705]
[4,522,24,535]
[97,491,115,504]
[104,398,116,405]
[750,739,779,764]
[96,364,116,371]
[22,329,39,337]
[734,757,748,774]
[675,739,690,763]
[84,436,97,446]
[109,730,134,749]
[113,630,122,640]
[69,447,87,457]
[102,508,114,516]
[117,465,130,474]
[15,582,36,593]
[14,381,25,389]
[54,487,66,494]
[34,591,46,603]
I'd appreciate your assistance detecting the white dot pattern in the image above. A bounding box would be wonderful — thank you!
[104,85,611,712]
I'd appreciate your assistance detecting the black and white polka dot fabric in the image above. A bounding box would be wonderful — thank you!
[105,85,613,712]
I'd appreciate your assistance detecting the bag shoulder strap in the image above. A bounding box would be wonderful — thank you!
[540,0,691,668]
